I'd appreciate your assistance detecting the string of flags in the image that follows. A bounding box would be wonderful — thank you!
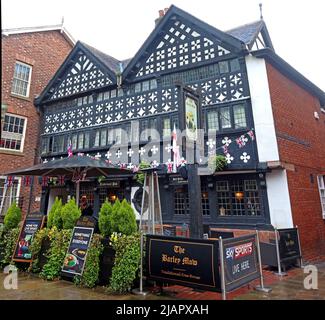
[4,129,256,187]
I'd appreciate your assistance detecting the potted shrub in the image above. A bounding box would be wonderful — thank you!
[4,202,22,230]
[61,198,81,229]
[110,199,137,235]
[208,155,227,172]
[47,197,63,229]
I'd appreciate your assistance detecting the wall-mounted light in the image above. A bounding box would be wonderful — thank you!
[108,193,117,202]
[235,191,244,201]
[164,184,169,190]
[208,182,214,189]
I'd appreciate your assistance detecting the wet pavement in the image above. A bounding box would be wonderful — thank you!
[0,263,324,300]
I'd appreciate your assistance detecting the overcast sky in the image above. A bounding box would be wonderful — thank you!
[2,0,325,91]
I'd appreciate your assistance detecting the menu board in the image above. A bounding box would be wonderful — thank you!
[278,228,301,262]
[12,213,45,263]
[61,226,94,276]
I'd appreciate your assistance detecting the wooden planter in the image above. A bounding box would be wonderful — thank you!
[98,237,115,286]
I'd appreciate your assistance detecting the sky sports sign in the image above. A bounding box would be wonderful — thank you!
[222,234,260,292]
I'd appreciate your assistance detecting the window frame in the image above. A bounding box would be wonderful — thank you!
[11,61,33,98]
[0,113,27,152]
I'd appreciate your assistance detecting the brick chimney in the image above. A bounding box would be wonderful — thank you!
[155,7,169,26]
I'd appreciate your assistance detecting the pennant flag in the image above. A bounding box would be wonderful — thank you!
[23,176,33,187]
[67,140,73,158]
[132,165,139,173]
[172,124,180,173]
[58,175,65,186]
[236,135,247,148]
[41,176,49,186]
[248,130,255,141]
[222,145,228,155]
[166,160,173,173]
[6,176,14,187]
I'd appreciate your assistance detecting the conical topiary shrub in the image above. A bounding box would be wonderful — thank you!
[98,199,113,237]
[47,197,63,229]
[110,199,137,236]
[4,202,22,230]
[61,198,81,229]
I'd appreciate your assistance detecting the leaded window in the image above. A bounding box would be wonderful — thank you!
[52,135,65,153]
[216,179,261,216]
[233,104,247,128]
[317,175,325,218]
[162,117,171,138]
[174,187,189,215]
[201,187,210,216]
[11,62,32,97]
[220,107,231,129]
[0,114,26,151]
[207,110,219,131]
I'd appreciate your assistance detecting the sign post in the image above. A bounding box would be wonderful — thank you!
[254,230,272,293]
[219,237,227,300]
[296,225,303,268]
[274,228,288,276]
[12,213,45,264]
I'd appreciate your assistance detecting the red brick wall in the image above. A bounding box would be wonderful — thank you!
[1,30,72,216]
[266,62,325,262]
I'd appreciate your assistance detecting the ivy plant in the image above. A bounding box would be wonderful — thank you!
[107,232,141,293]
[40,227,72,280]
[0,227,20,266]
[74,234,104,288]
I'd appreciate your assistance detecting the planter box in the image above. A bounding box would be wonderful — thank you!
[98,237,115,286]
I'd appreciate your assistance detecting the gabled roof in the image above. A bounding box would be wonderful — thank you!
[1,24,75,46]
[35,41,119,105]
[81,42,122,73]
[227,20,274,51]
[122,4,246,81]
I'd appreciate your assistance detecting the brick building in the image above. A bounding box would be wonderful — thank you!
[0,24,74,220]
[11,6,325,261]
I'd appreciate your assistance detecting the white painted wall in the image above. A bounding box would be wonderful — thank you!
[245,55,279,162]
[266,170,293,229]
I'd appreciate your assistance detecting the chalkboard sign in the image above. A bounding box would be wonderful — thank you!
[12,213,45,263]
[222,234,260,292]
[61,226,94,276]
[278,228,301,262]
[146,235,220,291]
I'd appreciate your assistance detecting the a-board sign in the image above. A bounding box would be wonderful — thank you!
[12,213,45,263]
[278,228,301,262]
[222,234,260,292]
[61,225,94,276]
[146,235,220,291]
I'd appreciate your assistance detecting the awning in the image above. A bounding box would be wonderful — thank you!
[4,155,132,178]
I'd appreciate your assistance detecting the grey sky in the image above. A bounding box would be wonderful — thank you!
[2,0,325,91]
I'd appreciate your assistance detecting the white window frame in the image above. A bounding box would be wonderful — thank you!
[11,61,33,98]
[0,176,21,216]
[317,175,325,219]
[0,113,28,152]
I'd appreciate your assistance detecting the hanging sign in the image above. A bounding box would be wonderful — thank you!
[61,225,94,277]
[221,234,260,292]
[146,235,220,291]
[12,213,45,263]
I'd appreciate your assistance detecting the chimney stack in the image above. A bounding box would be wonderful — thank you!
[155,7,169,26]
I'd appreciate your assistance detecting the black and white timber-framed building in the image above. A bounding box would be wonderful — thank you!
[35,5,312,232]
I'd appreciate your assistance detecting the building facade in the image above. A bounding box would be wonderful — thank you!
[0,25,74,220]
[34,6,325,261]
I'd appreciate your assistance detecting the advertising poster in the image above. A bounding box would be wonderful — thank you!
[62,226,94,276]
[222,234,260,292]
[13,214,45,263]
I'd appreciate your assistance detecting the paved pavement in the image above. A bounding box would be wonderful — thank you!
[0,264,324,300]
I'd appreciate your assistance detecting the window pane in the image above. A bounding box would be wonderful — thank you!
[233,104,246,128]
[135,83,141,93]
[11,62,31,97]
[150,79,157,89]
[142,81,150,91]
[207,111,219,131]
[131,121,139,142]
[107,129,114,144]
[72,134,78,150]
[78,133,84,149]
[162,117,171,137]
[0,114,25,151]
[230,59,240,72]
[94,131,100,147]
[219,61,229,74]
[220,107,231,129]
[84,132,90,149]
[100,129,107,146]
